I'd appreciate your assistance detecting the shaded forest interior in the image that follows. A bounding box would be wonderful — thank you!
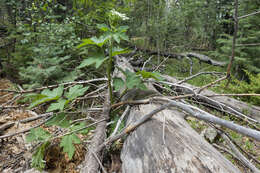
[0,0,260,173]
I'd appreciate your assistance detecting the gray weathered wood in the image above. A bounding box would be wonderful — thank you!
[121,104,241,173]
[162,75,260,122]
[116,56,241,173]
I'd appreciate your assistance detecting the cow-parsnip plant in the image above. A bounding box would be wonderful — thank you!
[25,84,90,170]
[77,9,130,103]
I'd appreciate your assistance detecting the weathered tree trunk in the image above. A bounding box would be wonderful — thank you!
[116,57,241,173]
[121,105,241,173]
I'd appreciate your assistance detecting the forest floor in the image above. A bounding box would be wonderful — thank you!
[0,78,122,173]
[0,78,86,173]
[0,77,259,173]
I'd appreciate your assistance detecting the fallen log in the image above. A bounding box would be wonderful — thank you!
[115,57,241,172]
[135,47,227,66]
[80,92,110,173]
[162,75,260,122]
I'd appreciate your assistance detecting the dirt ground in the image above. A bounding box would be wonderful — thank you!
[0,79,86,173]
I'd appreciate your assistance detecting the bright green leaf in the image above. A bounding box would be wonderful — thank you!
[117,26,129,33]
[60,134,81,160]
[136,71,164,81]
[29,86,64,108]
[125,70,147,90]
[47,98,67,112]
[118,32,129,41]
[91,35,111,47]
[70,122,91,134]
[113,33,121,43]
[65,85,89,101]
[113,78,124,91]
[45,113,70,128]
[31,142,50,170]
[97,23,110,32]
[78,53,108,69]
[112,47,130,56]
[26,127,51,143]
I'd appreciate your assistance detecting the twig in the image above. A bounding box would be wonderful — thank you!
[142,55,154,70]
[197,76,227,94]
[153,55,169,72]
[189,99,260,130]
[0,104,29,110]
[0,113,53,139]
[206,93,260,97]
[177,71,225,84]
[0,78,108,94]
[220,132,260,173]
[237,43,260,47]
[162,113,166,145]
[0,112,52,133]
[110,106,130,137]
[212,125,260,166]
[213,144,243,163]
[52,118,108,140]
[157,98,260,141]
[157,80,195,95]
[111,94,192,109]
[196,94,259,123]
[238,10,260,19]
[1,94,21,106]
[95,102,173,153]
[89,149,108,173]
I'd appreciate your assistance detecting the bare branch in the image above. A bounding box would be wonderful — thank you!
[0,78,107,94]
[0,113,53,139]
[207,93,260,97]
[238,10,260,19]
[158,98,260,141]
[220,133,260,173]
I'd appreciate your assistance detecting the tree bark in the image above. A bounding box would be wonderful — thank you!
[116,56,240,173]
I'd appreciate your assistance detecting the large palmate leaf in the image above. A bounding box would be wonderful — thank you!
[60,134,81,160]
[29,85,64,108]
[78,53,108,69]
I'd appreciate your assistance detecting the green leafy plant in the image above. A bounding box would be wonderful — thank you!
[26,116,92,170]
[25,85,89,170]
[28,84,89,112]
[77,9,130,103]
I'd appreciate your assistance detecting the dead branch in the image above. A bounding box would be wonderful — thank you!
[0,78,107,94]
[197,76,227,94]
[134,47,227,66]
[157,98,260,141]
[238,10,260,19]
[162,75,260,122]
[177,71,225,84]
[0,113,53,140]
[80,90,110,173]
[220,132,260,173]
[207,93,260,97]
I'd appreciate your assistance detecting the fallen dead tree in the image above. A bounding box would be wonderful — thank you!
[160,75,260,122]
[1,56,259,172]
[109,57,246,172]
[134,47,227,66]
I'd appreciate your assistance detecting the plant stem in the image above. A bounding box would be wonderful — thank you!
[107,39,113,104]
